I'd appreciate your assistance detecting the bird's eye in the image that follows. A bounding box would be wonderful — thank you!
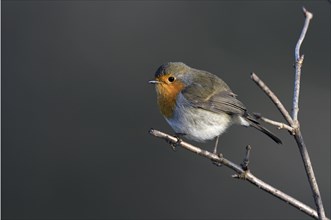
[168,76,175,82]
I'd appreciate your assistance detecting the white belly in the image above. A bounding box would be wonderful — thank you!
[165,105,233,142]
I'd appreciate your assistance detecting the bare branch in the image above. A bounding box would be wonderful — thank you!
[149,128,324,220]
[294,130,327,220]
[253,112,294,133]
[295,7,313,61]
[293,7,313,124]
[293,8,327,220]
[260,117,294,132]
[251,72,327,220]
[239,12,325,216]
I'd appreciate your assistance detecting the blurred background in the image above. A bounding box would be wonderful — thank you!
[2,1,330,219]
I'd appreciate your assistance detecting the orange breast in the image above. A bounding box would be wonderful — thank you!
[155,81,185,118]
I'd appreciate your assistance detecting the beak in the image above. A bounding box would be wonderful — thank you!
[148,80,160,84]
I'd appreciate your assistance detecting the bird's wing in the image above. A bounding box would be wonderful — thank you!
[181,72,247,116]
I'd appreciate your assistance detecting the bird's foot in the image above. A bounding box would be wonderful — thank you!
[168,133,185,151]
[232,170,249,180]
[212,153,223,167]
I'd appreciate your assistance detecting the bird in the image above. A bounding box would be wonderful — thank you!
[149,62,281,153]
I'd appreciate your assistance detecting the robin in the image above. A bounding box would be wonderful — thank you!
[149,62,282,153]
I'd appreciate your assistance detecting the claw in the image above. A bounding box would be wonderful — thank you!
[212,153,223,167]
[232,170,249,179]
[170,138,181,151]
[167,134,183,151]
[212,161,222,167]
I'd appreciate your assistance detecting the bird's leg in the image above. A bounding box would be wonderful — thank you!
[213,135,220,154]
[212,135,223,166]
[168,133,186,151]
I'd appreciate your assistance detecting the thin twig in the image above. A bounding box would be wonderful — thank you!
[294,130,327,220]
[260,117,294,133]
[251,73,294,126]
[293,8,326,220]
[292,55,304,127]
[293,7,313,125]
[253,112,294,133]
[149,129,323,220]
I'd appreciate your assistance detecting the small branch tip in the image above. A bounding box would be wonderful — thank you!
[250,72,257,79]
[302,7,313,19]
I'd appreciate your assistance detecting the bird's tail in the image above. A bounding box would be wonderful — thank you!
[245,115,282,144]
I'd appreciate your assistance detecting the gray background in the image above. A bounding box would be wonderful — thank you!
[2,1,330,219]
